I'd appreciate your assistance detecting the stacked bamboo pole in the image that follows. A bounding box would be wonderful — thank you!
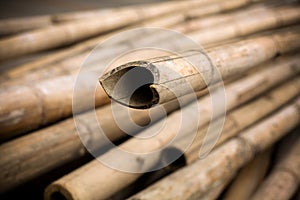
[44,76,300,199]
[128,99,300,199]
[1,26,298,139]
[1,1,300,199]
[0,0,255,61]
[251,132,300,200]
[1,54,298,193]
[2,3,299,88]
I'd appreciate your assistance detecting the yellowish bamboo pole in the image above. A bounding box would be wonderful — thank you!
[100,27,300,108]
[44,77,300,200]
[0,0,254,61]
[128,98,300,200]
[0,54,297,193]
[251,134,300,200]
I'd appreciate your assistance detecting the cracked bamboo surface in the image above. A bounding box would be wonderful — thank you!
[251,134,300,200]
[128,98,300,200]
[44,76,300,200]
[0,0,254,61]
[1,54,298,194]
[1,28,298,139]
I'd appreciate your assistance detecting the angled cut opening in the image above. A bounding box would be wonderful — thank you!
[100,65,159,108]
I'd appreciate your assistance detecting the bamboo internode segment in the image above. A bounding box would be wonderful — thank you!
[44,76,300,200]
[100,27,300,108]
[0,0,255,61]
[2,55,297,193]
[128,98,300,200]
[3,3,299,89]
[250,133,300,200]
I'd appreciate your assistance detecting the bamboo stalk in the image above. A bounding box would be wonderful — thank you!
[44,77,300,200]
[222,149,272,200]
[0,0,254,61]
[173,4,300,34]
[0,54,297,193]
[250,134,300,200]
[100,27,300,108]
[4,3,299,88]
[128,98,300,200]
[188,4,300,46]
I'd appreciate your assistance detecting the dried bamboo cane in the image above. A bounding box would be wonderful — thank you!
[44,77,300,200]
[4,3,299,88]
[222,149,272,200]
[173,4,300,34]
[188,4,300,46]
[1,55,297,193]
[128,98,300,200]
[100,27,300,108]
[0,0,254,61]
[251,136,300,200]
[1,27,297,138]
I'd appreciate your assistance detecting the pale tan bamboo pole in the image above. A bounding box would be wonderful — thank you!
[128,98,300,200]
[251,136,300,200]
[0,28,296,139]
[0,95,188,193]
[100,27,300,108]
[0,0,254,61]
[44,77,300,200]
[172,4,300,34]
[200,177,232,200]
[1,55,296,194]
[222,149,272,200]
[188,5,300,47]
[0,0,259,86]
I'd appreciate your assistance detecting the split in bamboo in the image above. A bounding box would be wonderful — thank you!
[1,54,298,193]
[128,98,300,200]
[44,77,300,200]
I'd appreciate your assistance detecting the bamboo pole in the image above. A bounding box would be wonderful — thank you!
[1,28,297,138]
[1,23,299,137]
[128,98,300,200]
[173,4,300,34]
[100,27,300,108]
[250,134,300,200]
[3,3,299,88]
[0,55,297,193]
[188,4,300,46]
[222,149,271,200]
[44,77,300,200]
[0,0,254,61]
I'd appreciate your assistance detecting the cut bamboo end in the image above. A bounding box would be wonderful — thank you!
[99,61,160,108]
